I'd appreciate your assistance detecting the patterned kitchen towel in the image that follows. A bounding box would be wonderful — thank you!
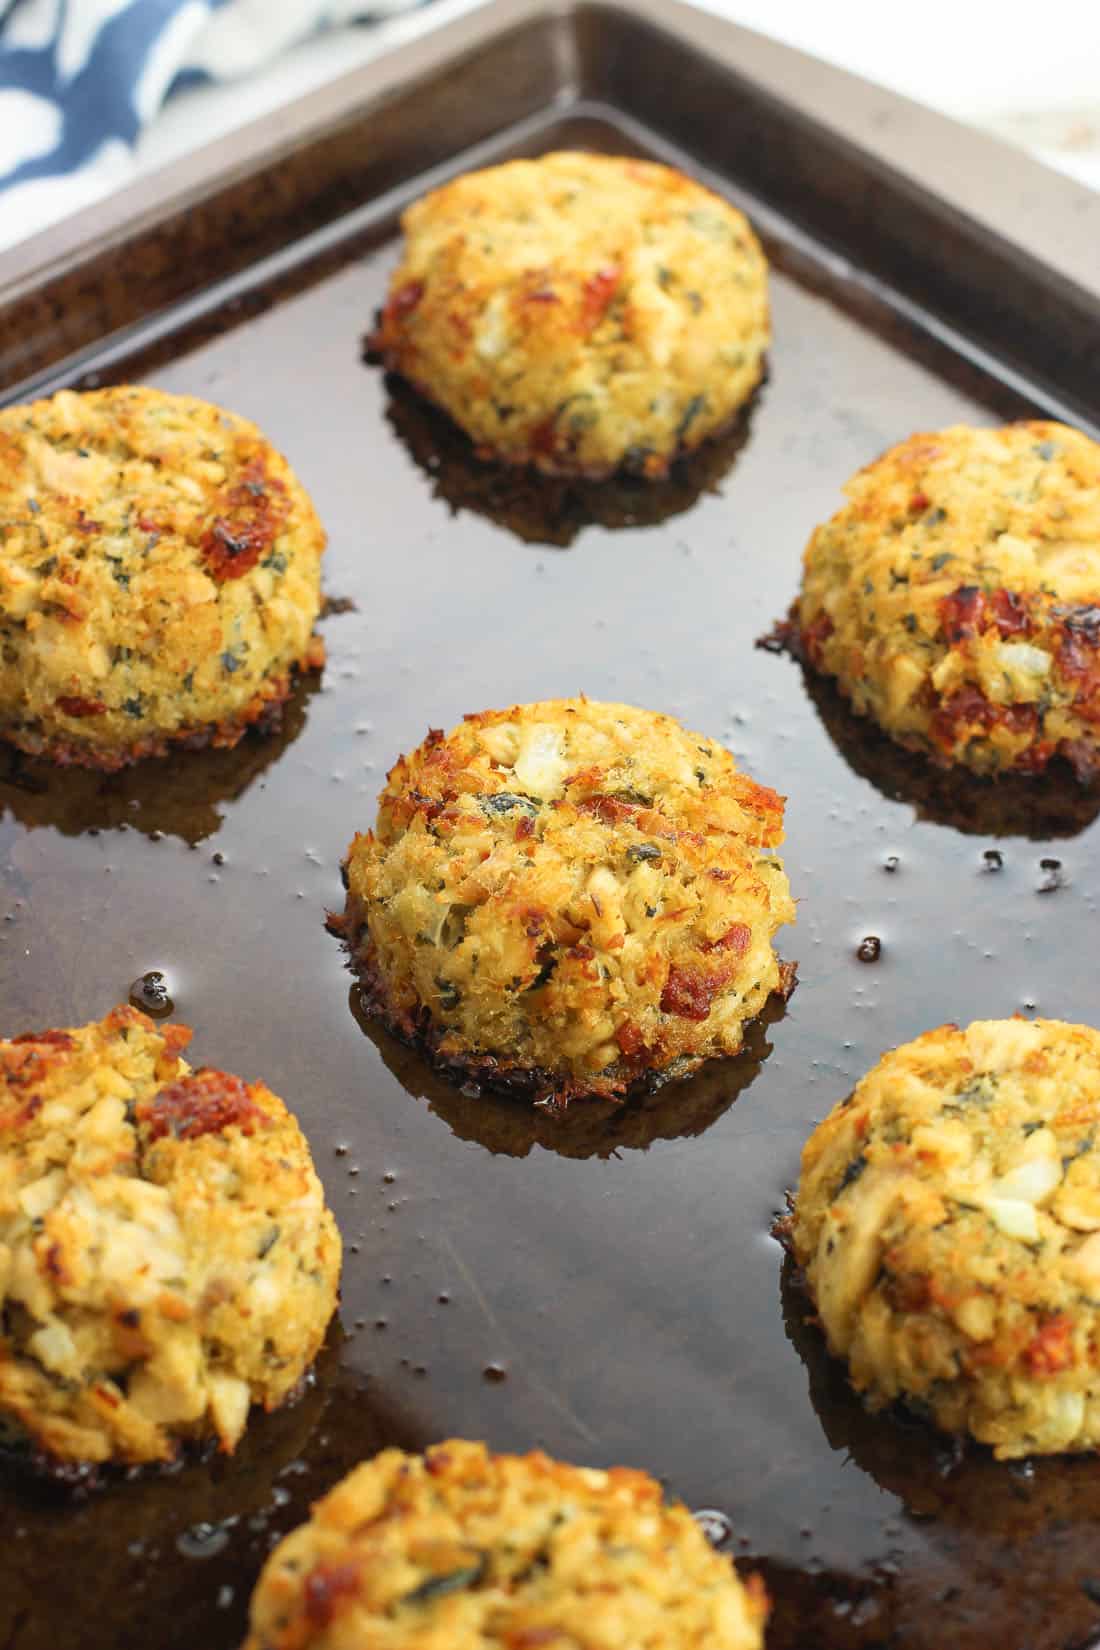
[0,0,432,248]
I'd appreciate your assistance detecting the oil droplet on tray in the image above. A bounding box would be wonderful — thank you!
[129,970,174,1017]
[177,1521,230,1560]
[693,1508,734,1549]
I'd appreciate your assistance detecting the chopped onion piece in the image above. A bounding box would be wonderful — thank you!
[984,1197,1039,1242]
[513,724,567,798]
[991,1157,1061,1206]
[997,642,1050,678]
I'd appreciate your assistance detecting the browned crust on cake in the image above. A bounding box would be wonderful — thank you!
[0,636,324,772]
[333,893,797,1108]
[771,600,1100,785]
[366,348,768,483]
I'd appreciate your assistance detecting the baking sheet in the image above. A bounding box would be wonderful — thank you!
[2,6,1100,1646]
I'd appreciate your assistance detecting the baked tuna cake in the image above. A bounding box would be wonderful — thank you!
[0,386,326,769]
[791,1017,1100,1458]
[340,698,795,1104]
[371,151,769,479]
[796,421,1100,779]
[0,1004,341,1467]
[241,1438,768,1650]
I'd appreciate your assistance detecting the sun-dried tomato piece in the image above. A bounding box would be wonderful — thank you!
[1023,1313,1074,1376]
[1054,604,1100,717]
[660,964,727,1021]
[701,921,751,956]
[1059,628,1097,688]
[157,1022,193,1067]
[0,1093,42,1128]
[1012,741,1057,775]
[201,458,290,582]
[939,586,985,642]
[576,794,639,827]
[139,1068,265,1142]
[56,696,106,718]
[615,1020,648,1059]
[579,265,620,332]
[1055,602,1100,646]
[41,1240,67,1281]
[931,685,1038,750]
[303,1561,362,1628]
[939,585,1031,643]
[384,280,425,329]
[987,587,1030,637]
[528,414,560,458]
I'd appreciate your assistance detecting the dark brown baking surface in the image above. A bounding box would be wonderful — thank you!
[2,4,1100,1647]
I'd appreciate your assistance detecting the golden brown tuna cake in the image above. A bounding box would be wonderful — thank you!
[372,151,769,478]
[0,1004,341,1467]
[792,1017,1100,1458]
[0,386,326,769]
[340,697,795,1104]
[796,421,1100,780]
[242,1438,768,1650]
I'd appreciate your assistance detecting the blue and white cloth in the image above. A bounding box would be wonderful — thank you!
[0,0,432,250]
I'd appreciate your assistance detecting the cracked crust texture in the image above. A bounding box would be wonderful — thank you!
[0,387,326,769]
[372,152,769,479]
[242,1438,768,1650]
[792,1017,1100,1458]
[341,698,795,1104]
[796,422,1100,779]
[0,1005,341,1466]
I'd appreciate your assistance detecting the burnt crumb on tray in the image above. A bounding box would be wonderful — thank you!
[320,594,357,617]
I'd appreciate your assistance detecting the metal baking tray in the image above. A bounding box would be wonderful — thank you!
[2,3,1100,1646]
